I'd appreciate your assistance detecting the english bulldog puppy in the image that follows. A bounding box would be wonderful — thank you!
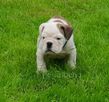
[36,16,76,73]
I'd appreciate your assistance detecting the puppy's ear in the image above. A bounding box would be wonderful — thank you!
[57,24,73,40]
[39,23,46,34]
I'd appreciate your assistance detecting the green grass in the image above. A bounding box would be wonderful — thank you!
[0,0,109,101]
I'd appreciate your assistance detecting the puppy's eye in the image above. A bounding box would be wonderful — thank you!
[56,38,61,40]
[43,37,45,39]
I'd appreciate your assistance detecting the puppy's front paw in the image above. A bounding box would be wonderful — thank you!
[67,62,76,70]
[37,68,47,74]
[70,64,76,70]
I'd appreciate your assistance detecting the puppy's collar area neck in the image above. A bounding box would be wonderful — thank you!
[62,40,68,49]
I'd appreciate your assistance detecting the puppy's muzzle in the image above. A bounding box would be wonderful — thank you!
[45,42,55,53]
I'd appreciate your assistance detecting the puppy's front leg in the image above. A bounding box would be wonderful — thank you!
[36,49,47,73]
[68,48,76,69]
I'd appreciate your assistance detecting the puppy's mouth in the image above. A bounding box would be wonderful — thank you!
[45,49,55,53]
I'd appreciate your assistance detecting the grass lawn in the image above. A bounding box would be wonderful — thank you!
[0,0,109,101]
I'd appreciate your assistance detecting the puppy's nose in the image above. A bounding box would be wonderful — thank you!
[47,42,52,49]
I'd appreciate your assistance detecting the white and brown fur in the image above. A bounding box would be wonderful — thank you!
[36,16,76,73]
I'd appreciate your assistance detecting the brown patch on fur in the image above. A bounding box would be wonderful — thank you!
[52,16,72,27]
[54,16,73,40]
[57,24,64,35]
[53,19,63,24]
[57,23,73,40]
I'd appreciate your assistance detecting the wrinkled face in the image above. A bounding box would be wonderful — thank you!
[39,22,66,54]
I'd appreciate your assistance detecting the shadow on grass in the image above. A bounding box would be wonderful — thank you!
[18,54,87,92]
[46,58,86,76]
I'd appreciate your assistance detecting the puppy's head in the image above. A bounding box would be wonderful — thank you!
[39,21,73,54]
